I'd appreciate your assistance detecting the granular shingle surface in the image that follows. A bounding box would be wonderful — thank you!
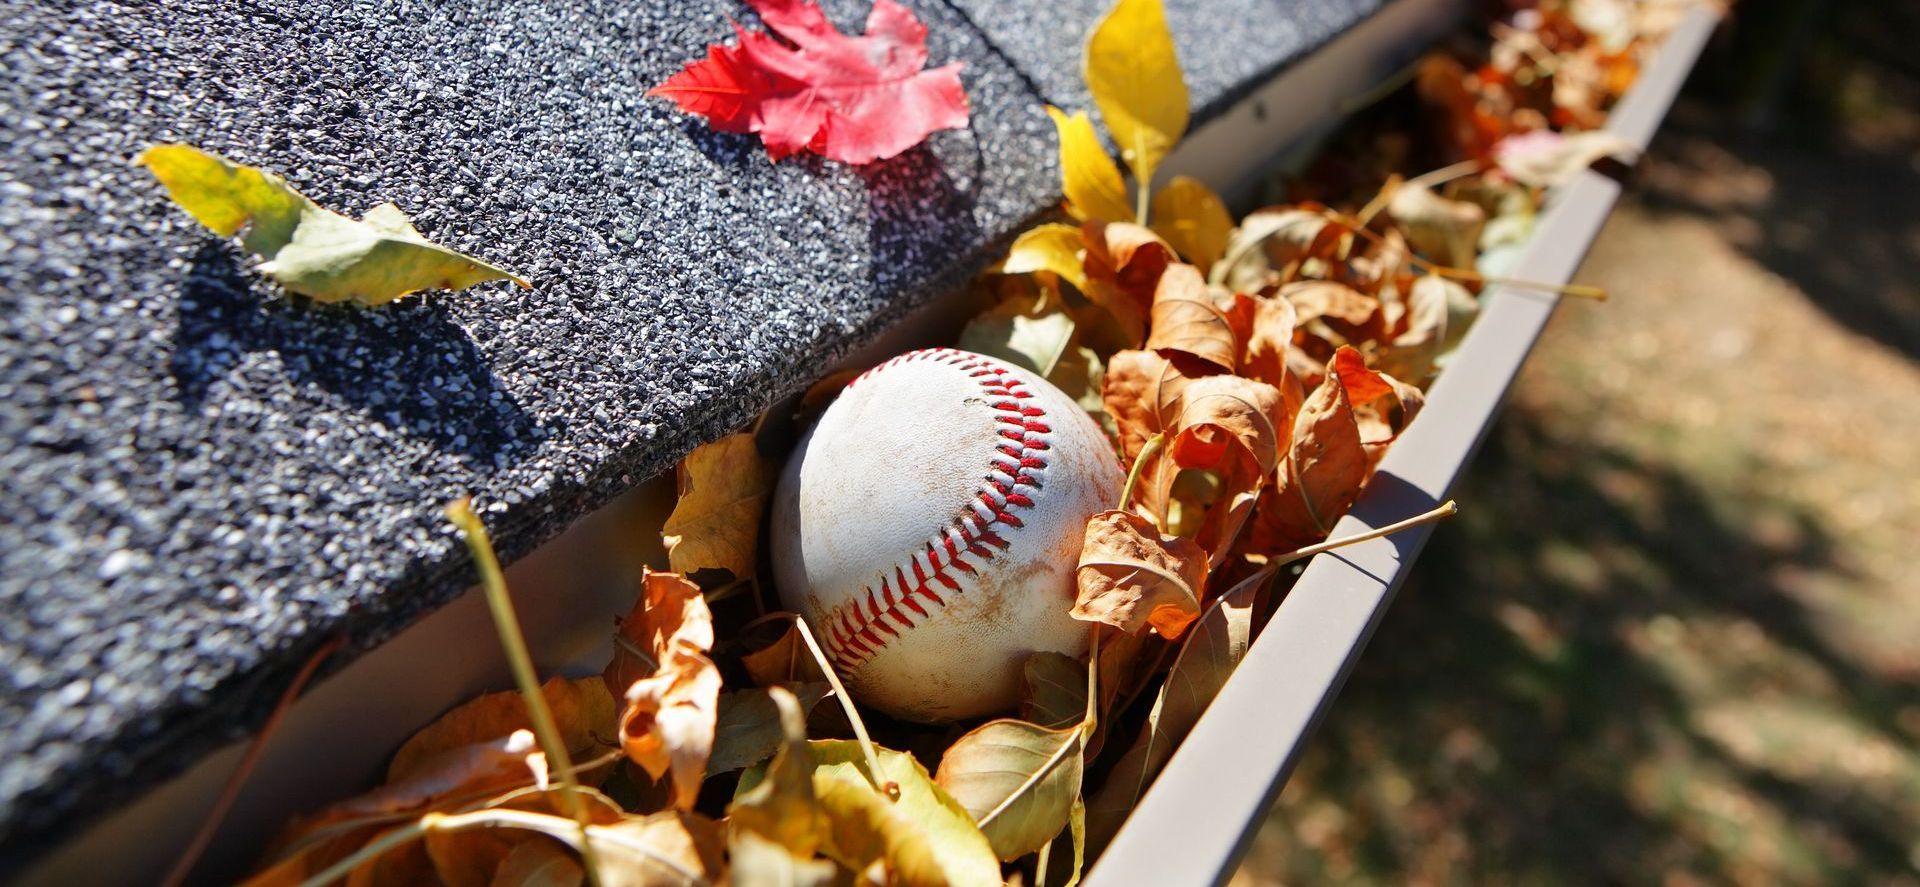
[0,0,1381,864]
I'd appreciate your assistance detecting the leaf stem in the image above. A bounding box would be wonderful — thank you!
[792,615,897,800]
[1270,500,1458,567]
[447,498,604,887]
[1118,433,1166,512]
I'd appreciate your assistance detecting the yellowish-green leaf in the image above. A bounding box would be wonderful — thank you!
[660,433,775,581]
[1085,0,1189,211]
[483,809,725,887]
[138,143,527,306]
[1149,176,1233,273]
[1086,567,1264,851]
[1020,652,1089,731]
[709,683,830,775]
[727,687,827,858]
[1045,108,1134,224]
[727,831,838,887]
[739,740,1000,887]
[935,719,1087,861]
[959,292,1078,378]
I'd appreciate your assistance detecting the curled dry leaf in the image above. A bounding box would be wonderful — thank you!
[740,618,830,688]
[1081,221,1175,345]
[1375,272,1451,383]
[610,570,721,811]
[1328,346,1425,463]
[1102,348,1204,462]
[1086,568,1263,852]
[1149,176,1234,273]
[140,144,527,306]
[1164,374,1286,481]
[660,433,775,581]
[1084,0,1188,197]
[1216,207,1333,292]
[1073,510,1208,640]
[389,678,616,785]
[1146,263,1237,372]
[1046,108,1134,224]
[489,839,585,887]
[1494,129,1639,189]
[936,718,1086,861]
[1239,292,1303,413]
[1387,180,1487,269]
[1245,357,1369,555]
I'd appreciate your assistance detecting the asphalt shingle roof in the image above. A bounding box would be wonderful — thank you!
[0,0,1384,864]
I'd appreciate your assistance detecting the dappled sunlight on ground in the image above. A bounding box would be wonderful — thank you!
[1234,97,1920,884]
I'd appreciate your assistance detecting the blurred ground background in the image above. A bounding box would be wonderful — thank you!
[1237,2,1920,883]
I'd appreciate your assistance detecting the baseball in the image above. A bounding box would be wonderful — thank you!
[771,348,1123,722]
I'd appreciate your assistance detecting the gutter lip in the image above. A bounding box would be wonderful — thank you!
[1081,6,1725,886]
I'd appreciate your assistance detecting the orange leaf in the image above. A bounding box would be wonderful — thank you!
[1145,263,1237,372]
[1165,375,1286,480]
[1328,346,1426,465]
[1082,221,1175,345]
[607,569,721,810]
[1073,510,1209,640]
[1102,349,1204,463]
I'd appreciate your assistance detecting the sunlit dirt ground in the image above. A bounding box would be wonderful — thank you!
[1234,36,1920,887]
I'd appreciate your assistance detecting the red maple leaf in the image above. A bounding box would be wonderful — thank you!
[650,0,970,165]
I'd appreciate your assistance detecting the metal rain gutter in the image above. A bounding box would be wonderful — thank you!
[1083,6,1723,885]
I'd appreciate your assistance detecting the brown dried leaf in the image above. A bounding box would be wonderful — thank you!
[1375,272,1450,384]
[1145,263,1237,372]
[1387,181,1486,269]
[389,679,616,785]
[1245,354,1370,555]
[740,618,829,687]
[1240,293,1303,416]
[1328,346,1425,465]
[1281,280,1380,329]
[1073,510,1208,640]
[1164,374,1286,481]
[489,839,584,887]
[1101,348,1204,463]
[1085,567,1264,851]
[1217,207,1329,292]
[605,570,714,697]
[659,433,774,581]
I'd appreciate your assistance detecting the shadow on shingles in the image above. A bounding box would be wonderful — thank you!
[858,141,984,297]
[1257,406,1920,882]
[677,117,764,171]
[169,243,539,462]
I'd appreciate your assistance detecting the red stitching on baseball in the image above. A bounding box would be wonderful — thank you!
[817,349,1053,675]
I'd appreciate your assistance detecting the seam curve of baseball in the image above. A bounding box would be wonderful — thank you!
[815,348,1055,677]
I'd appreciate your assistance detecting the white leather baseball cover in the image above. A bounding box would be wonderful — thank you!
[771,348,1123,722]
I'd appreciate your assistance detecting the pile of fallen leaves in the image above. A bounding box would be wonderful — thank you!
[230,1,1701,885]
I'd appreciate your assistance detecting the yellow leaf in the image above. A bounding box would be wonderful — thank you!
[659,433,774,580]
[1001,221,1091,293]
[1084,0,1189,210]
[138,143,527,305]
[1045,107,1133,223]
[1149,176,1233,273]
